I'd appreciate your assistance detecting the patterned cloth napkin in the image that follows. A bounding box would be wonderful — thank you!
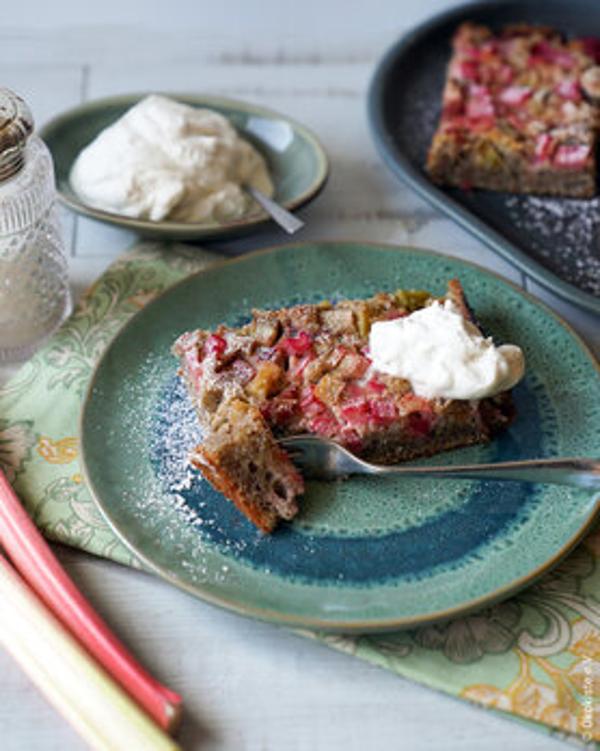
[0,242,598,746]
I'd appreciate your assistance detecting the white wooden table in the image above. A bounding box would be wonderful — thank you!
[0,2,596,748]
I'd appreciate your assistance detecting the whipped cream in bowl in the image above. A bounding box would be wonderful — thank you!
[368,299,525,400]
[70,94,274,224]
[40,92,329,239]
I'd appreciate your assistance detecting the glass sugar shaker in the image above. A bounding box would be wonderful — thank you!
[0,88,71,362]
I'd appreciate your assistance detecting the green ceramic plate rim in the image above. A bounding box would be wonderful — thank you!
[367,0,600,316]
[39,92,330,235]
[79,241,600,632]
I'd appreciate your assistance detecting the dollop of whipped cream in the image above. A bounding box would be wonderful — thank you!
[368,300,525,400]
[70,94,274,222]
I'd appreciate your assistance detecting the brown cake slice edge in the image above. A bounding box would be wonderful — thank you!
[189,398,303,533]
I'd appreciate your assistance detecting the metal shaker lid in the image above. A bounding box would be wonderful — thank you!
[0,89,33,181]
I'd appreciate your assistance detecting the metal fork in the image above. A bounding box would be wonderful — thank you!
[279,435,600,489]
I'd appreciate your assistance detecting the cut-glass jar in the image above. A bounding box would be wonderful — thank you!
[0,89,71,362]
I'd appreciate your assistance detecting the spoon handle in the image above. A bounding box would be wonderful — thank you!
[246,185,305,234]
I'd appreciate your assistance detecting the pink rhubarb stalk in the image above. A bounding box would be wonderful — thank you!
[0,469,182,732]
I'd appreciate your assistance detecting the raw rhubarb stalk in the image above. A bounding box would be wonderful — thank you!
[0,554,181,751]
[0,470,181,732]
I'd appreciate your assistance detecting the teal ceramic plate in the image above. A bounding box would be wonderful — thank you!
[80,242,600,632]
[40,94,328,240]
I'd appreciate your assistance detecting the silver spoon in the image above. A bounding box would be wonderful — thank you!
[279,435,600,489]
[245,184,304,235]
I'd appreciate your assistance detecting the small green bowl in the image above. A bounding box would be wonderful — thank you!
[40,93,329,240]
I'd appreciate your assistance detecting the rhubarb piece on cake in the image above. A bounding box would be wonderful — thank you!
[173,280,519,533]
[426,23,600,197]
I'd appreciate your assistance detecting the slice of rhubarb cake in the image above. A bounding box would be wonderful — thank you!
[173,279,523,532]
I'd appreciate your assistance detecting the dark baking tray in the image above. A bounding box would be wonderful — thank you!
[368,0,600,314]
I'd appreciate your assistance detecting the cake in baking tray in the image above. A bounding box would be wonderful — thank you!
[426,22,600,198]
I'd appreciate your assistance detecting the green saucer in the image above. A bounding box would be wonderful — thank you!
[40,93,328,240]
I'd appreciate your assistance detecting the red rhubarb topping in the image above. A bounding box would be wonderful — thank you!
[299,385,325,417]
[366,377,386,394]
[340,407,371,432]
[580,36,600,63]
[369,399,398,426]
[338,428,364,453]
[554,79,581,101]
[279,330,313,356]
[553,143,591,168]
[342,382,366,402]
[530,40,575,69]
[204,333,227,358]
[496,64,515,85]
[466,85,495,119]
[457,59,480,82]
[309,411,340,438]
[407,411,434,437]
[498,85,532,106]
[533,133,556,163]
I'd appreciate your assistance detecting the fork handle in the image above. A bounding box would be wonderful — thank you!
[369,458,600,489]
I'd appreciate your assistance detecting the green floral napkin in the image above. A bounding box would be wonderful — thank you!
[0,242,598,746]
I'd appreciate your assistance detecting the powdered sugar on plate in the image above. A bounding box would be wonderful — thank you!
[148,375,254,559]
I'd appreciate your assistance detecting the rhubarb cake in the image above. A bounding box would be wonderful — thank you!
[173,280,517,532]
[426,23,600,197]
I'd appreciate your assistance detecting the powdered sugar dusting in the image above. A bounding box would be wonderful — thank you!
[149,375,254,561]
[504,194,600,297]
[150,377,203,528]
[95,352,251,588]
